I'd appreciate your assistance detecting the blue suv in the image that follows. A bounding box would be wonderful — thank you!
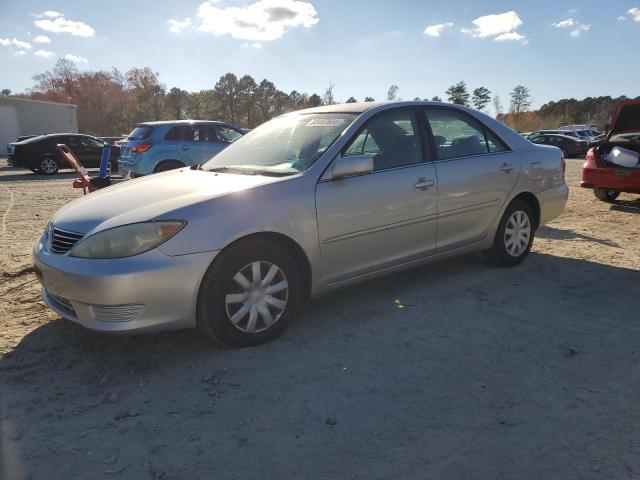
[118,120,245,176]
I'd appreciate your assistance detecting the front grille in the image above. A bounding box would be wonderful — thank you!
[91,304,145,322]
[50,226,84,253]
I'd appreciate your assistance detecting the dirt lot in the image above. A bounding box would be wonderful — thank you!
[1,158,639,479]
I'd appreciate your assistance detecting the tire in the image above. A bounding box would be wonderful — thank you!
[490,199,535,267]
[38,158,59,175]
[155,160,185,173]
[197,239,301,348]
[594,188,619,203]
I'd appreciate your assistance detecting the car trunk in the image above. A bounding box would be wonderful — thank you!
[594,101,640,168]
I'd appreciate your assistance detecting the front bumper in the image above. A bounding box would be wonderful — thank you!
[33,235,218,334]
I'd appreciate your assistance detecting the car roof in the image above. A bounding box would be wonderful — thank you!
[538,133,578,140]
[136,120,231,126]
[290,100,469,115]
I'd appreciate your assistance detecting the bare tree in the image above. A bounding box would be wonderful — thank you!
[492,95,503,118]
[323,81,336,105]
[387,85,399,101]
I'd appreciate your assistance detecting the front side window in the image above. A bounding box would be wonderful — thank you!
[343,109,423,171]
[425,109,507,160]
[202,113,357,176]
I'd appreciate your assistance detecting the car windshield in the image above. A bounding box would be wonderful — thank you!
[202,113,357,176]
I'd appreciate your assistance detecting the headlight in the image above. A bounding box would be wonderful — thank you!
[69,221,185,259]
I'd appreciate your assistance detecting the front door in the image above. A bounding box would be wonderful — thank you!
[423,107,520,252]
[315,108,438,285]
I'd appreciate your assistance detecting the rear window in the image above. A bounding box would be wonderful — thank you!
[128,126,154,140]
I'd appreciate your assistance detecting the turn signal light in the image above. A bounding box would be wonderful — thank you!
[132,143,152,153]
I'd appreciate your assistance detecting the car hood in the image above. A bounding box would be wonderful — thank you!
[609,100,640,137]
[51,169,283,234]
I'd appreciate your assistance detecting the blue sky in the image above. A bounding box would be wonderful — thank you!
[2,0,640,111]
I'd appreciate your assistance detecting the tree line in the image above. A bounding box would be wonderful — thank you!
[2,59,636,135]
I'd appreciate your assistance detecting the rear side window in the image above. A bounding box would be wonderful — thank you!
[425,109,508,160]
[128,125,154,140]
[165,125,219,142]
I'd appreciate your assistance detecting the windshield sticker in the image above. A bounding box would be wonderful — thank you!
[306,118,346,127]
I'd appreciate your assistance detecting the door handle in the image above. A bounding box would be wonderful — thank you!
[414,178,434,190]
[500,162,515,173]
[179,144,190,150]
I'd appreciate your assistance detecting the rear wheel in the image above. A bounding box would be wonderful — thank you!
[490,199,535,267]
[38,158,59,175]
[155,160,185,173]
[594,188,619,203]
[197,239,301,348]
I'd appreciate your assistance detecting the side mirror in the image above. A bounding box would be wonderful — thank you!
[330,154,374,179]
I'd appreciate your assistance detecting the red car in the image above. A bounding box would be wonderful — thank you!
[581,100,640,202]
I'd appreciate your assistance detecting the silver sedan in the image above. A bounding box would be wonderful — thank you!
[33,101,568,347]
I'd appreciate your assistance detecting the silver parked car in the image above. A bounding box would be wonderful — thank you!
[33,102,568,347]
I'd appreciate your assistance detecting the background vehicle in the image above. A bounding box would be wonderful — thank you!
[35,101,568,348]
[8,133,119,175]
[582,100,640,202]
[100,136,126,146]
[528,129,582,140]
[528,133,588,157]
[588,133,606,149]
[117,120,245,176]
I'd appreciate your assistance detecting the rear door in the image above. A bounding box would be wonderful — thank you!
[424,107,520,252]
[315,108,438,284]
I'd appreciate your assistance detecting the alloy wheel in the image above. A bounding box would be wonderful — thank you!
[225,261,289,333]
[40,158,58,174]
[504,210,531,257]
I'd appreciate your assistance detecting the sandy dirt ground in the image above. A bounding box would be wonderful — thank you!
[1,158,639,479]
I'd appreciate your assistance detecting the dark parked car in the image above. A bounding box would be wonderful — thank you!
[7,133,119,175]
[528,133,588,157]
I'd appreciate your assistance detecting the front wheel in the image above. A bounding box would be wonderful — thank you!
[38,158,59,175]
[197,239,301,348]
[594,188,619,203]
[490,199,535,267]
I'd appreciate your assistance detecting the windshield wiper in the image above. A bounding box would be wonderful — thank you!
[207,166,258,175]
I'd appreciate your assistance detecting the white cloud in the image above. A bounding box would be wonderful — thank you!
[242,42,263,48]
[0,38,33,50]
[34,49,55,58]
[552,18,576,28]
[462,11,523,38]
[424,22,453,37]
[168,17,192,33]
[33,35,51,43]
[195,0,319,42]
[570,24,590,37]
[494,31,527,43]
[553,17,590,37]
[34,13,95,37]
[65,53,88,63]
[617,16,627,21]
[629,8,640,22]
[14,50,27,56]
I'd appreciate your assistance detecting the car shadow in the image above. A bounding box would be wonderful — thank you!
[2,252,640,478]
[610,197,640,214]
[536,225,619,247]
[2,250,636,368]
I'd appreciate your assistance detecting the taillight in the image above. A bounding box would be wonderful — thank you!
[561,154,566,174]
[132,143,152,153]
